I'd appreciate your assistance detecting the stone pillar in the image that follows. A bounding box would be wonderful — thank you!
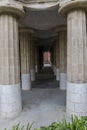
[53,45,56,76]
[20,32,31,90]
[35,46,38,73]
[59,31,67,90]
[0,15,22,117]
[0,2,24,118]
[38,47,42,72]
[30,40,35,81]
[56,38,60,81]
[67,10,87,116]
[39,48,43,71]
[50,48,54,72]
[59,0,87,116]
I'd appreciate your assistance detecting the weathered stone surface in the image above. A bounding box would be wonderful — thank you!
[59,0,87,15]
[56,38,60,81]
[0,15,20,84]
[0,14,22,117]
[17,0,58,4]
[67,10,87,116]
[53,45,56,76]
[59,31,67,90]
[20,32,31,90]
[0,0,24,17]
[67,11,87,83]
[30,40,35,81]
[35,47,38,73]
[59,31,67,74]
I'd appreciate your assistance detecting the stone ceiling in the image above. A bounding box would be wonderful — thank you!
[17,0,58,4]
[19,5,66,31]
[18,0,66,47]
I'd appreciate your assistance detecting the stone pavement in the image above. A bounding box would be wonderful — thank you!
[0,68,69,130]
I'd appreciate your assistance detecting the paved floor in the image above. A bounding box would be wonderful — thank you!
[0,67,70,130]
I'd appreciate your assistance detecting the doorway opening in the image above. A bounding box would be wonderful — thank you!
[43,51,51,67]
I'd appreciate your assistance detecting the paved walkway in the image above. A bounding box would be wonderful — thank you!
[0,67,69,130]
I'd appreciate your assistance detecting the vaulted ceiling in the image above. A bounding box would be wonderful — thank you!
[18,0,66,47]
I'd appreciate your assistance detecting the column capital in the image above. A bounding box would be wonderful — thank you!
[59,0,87,15]
[0,1,24,17]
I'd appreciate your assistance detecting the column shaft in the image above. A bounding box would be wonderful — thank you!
[35,46,38,73]
[30,41,35,81]
[59,31,67,90]
[0,14,22,117]
[56,38,60,81]
[67,10,87,116]
[20,32,31,90]
[53,45,56,76]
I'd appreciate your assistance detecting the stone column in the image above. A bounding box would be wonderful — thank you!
[39,48,43,71]
[0,15,23,118]
[56,38,60,81]
[59,0,87,116]
[20,32,31,90]
[35,46,38,73]
[50,48,54,72]
[59,31,67,90]
[0,2,24,118]
[53,45,56,76]
[67,10,87,116]
[30,40,35,81]
[38,47,42,72]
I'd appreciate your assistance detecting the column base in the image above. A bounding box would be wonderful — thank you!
[22,74,31,90]
[60,73,67,90]
[0,83,22,118]
[56,68,59,81]
[67,82,87,116]
[30,69,35,81]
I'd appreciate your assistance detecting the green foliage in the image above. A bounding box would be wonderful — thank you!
[35,116,87,130]
[4,116,87,130]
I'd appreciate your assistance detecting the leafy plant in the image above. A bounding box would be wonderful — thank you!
[4,116,87,130]
[35,116,87,130]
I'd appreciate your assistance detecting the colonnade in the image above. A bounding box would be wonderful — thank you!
[0,0,87,118]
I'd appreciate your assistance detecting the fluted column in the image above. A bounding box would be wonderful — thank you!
[35,46,38,73]
[66,10,87,116]
[59,31,67,90]
[59,0,87,116]
[30,40,35,81]
[56,38,60,81]
[0,14,22,117]
[20,32,31,90]
[53,45,56,76]
[50,48,54,71]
